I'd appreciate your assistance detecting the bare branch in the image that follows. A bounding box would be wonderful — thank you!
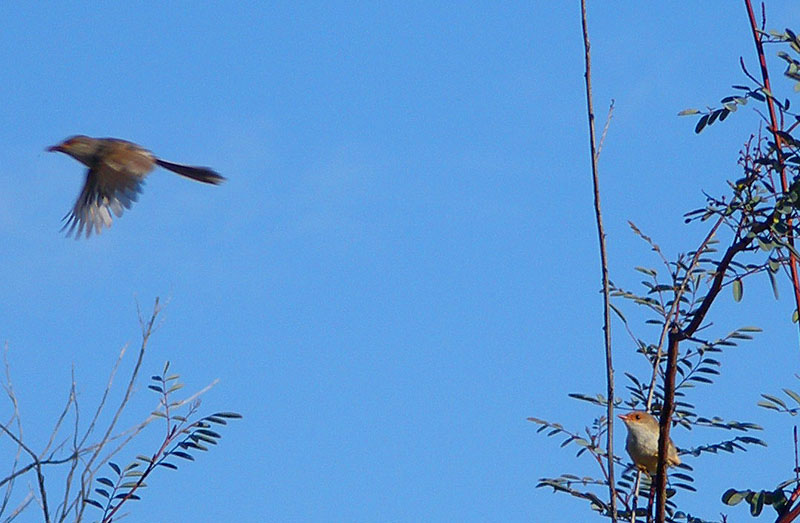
[580,1,617,520]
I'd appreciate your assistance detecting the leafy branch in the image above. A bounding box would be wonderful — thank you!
[84,361,242,522]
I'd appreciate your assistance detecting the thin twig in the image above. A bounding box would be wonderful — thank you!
[55,368,79,523]
[41,380,76,458]
[34,464,49,523]
[598,100,615,158]
[792,425,800,482]
[4,491,34,522]
[580,1,617,520]
[0,420,50,522]
[78,343,128,452]
[76,298,161,523]
[0,344,23,520]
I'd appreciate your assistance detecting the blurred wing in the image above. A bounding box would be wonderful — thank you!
[62,152,151,238]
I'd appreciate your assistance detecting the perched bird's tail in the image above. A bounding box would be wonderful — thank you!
[156,159,226,185]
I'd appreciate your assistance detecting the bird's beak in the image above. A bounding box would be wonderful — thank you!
[46,144,63,153]
[618,413,629,421]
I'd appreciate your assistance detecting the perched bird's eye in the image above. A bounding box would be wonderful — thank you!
[634,413,641,420]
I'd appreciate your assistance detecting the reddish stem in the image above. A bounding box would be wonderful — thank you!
[743,0,800,339]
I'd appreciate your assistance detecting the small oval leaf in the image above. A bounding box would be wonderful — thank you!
[733,278,743,302]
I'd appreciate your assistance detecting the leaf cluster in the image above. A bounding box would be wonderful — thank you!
[83,362,242,522]
[722,487,791,518]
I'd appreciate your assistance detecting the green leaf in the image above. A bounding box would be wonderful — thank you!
[634,266,657,277]
[193,433,219,445]
[762,394,787,408]
[567,393,605,406]
[196,428,222,439]
[109,462,121,475]
[750,491,764,516]
[97,477,114,488]
[678,109,700,116]
[784,388,800,406]
[732,278,743,302]
[171,451,195,461]
[757,400,780,411]
[83,499,104,509]
[695,113,710,133]
[768,269,779,299]
[722,489,747,505]
[738,436,767,446]
[214,412,243,419]
[738,326,762,332]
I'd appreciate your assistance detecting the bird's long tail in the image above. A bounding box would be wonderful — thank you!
[156,159,226,185]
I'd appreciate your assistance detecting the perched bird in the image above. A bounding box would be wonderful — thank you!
[618,411,681,475]
[47,135,225,238]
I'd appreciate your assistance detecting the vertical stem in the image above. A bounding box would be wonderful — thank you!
[655,328,680,522]
[35,464,50,523]
[580,1,617,520]
[743,0,800,341]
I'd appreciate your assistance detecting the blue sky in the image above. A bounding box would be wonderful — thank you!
[0,2,799,521]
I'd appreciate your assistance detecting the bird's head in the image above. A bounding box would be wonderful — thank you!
[619,411,659,435]
[47,135,98,164]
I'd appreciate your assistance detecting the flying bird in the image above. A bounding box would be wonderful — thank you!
[47,135,224,238]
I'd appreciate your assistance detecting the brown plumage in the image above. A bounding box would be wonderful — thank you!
[47,135,224,238]
[618,411,681,475]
